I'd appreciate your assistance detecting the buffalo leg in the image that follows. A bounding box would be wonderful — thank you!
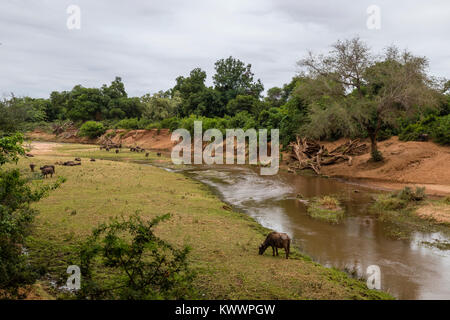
[272,246,275,256]
[276,248,279,256]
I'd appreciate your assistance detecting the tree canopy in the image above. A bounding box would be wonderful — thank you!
[298,37,440,159]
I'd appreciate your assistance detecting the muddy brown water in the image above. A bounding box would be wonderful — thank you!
[174,165,450,300]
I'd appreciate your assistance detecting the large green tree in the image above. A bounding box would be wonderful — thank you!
[213,56,264,106]
[298,38,439,159]
[141,91,181,122]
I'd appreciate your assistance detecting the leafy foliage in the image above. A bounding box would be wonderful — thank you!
[0,133,25,165]
[298,38,440,160]
[213,56,264,104]
[3,50,449,153]
[0,134,65,298]
[432,114,450,145]
[78,213,195,299]
[78,121,106,138]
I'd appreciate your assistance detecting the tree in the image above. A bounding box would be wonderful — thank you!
[102,77,127,100]
[171,68,227,118]
[141,91,181,122]
[213,56,264,105]
[226,94,262,116]
[0,96,47,134]
[298,38,438,160]
[65,85,108,121]
[264,87,285,108]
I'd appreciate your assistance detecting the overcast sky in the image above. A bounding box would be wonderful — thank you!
[1,0,449,98]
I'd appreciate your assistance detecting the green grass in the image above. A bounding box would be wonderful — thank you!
[307,196,345,224]
[369,189,450,241]
[14,142,393,300]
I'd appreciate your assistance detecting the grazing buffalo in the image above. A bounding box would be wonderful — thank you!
[115,149,119,154]
[75,157,81,161]
[157,152,161,157]
[40,165,55,173]
[62,161,80,166]
[30,164,36,172]
[145,152,149,158]
[40,166,55,178]
[258,232,291,259]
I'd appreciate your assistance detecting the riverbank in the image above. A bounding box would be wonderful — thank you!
[27,129,450,196]
[318,137,450,196]
[15,142,391,299]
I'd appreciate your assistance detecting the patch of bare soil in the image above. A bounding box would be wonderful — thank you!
[25,141,58,156]
[27,128,175,151]
[416,202,450,224]
[98,129,175,150]
[318,136,450,196]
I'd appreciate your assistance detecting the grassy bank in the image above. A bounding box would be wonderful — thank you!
[370,187,450,242]
[14,142,392,299]
[306,195,345,224]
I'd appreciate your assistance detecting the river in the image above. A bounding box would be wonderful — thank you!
[175,165,450,300]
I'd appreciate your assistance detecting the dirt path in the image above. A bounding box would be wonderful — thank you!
[27,141,58,156]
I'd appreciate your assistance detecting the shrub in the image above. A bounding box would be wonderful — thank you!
[306,195,345,224]
[145,122,161,130]
[399,114,437,142]
[115,118,139,130]
[79,121,106,138]
[372,194,407,211]
[432,114,450,145]
[159,117,181,132]
[371,149,384,162]
[0,134,65,298]
[78,213,195,300]
[397,186,426,202]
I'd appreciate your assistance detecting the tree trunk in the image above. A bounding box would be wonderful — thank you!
[369,133,378,154]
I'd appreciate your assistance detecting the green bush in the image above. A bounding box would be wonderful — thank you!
[399,114,437,141]
[372,194,407,211]
[78,213,195,300]
[397,186,426,202]
[371,149,384,162]
[306,196,345,224]
[159,117,181,131]
[145,122,162,130]
[79,121,106,138]
[432,114,450,145]
[115,118,139,130]
[0,134,65,298]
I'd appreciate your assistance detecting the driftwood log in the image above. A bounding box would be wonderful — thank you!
[288,137,367,174]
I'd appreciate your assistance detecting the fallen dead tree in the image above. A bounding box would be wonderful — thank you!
[52,121,74,135]
[288,137,368,174]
